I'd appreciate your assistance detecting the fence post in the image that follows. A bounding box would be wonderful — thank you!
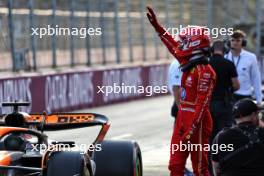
[207,0,212,28]
[165,0,171,60]
[255,0,261,57]
[125,0,133,62]
[70,0,75,67]
[140,0,146,61]
[114,0,120,63]
[86,0,91,66]
[152,0,159,60]
[224,0,231,26]
[99,0,106,65]
[29,0,37,71]
[8,0,16,71]
[190,0,194,25]
[179,0,183,25]
[240,0,247,23]
[85,0,91,66]
[51,0,57,68]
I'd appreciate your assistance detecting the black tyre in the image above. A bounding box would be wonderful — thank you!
[46,151,90,176]
[93,140,142,176]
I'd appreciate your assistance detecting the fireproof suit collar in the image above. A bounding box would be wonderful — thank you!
[180,56,209,72]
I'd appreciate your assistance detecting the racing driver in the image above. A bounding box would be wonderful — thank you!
[146,7,216,176]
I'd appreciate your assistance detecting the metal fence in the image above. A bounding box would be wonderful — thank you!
[0,0,263,72]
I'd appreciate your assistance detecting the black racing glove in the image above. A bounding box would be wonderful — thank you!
[171,102,178,118]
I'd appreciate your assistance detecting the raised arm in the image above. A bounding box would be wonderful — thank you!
[146,6,184,64]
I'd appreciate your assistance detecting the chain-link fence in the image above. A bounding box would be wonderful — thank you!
[0,0,263,72]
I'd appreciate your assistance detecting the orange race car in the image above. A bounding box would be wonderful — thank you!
[0,102,142,176]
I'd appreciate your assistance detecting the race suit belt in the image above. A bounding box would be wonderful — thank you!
[180,107,195,112]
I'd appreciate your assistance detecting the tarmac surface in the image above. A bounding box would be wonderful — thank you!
[46,95,193,176]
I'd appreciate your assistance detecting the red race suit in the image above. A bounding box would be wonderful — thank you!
[169,65,216,176]
[146,7,216,176]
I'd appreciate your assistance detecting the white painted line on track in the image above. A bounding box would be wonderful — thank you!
[110,133,133,140]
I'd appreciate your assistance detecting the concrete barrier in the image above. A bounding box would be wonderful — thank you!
[0,62,170,113]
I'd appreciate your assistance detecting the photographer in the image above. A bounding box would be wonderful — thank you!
[211,98,264,176]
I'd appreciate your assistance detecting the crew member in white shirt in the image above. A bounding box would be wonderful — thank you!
[225,30,262,105]
[168,59,183,117]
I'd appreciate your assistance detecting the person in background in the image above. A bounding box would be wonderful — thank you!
[225,30,262,105]
[208,40,240,175]
[168,59,182,118]
[212,98,264,176]
[209,40,240,139]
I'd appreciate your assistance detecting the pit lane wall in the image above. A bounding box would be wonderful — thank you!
[0,63,170,113]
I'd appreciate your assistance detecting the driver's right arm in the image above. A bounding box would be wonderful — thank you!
[146,6,184,64]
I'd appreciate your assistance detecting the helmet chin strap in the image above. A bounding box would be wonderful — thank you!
[190,53,205,61]
[189,48,210,60]
[180,51,209,72]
